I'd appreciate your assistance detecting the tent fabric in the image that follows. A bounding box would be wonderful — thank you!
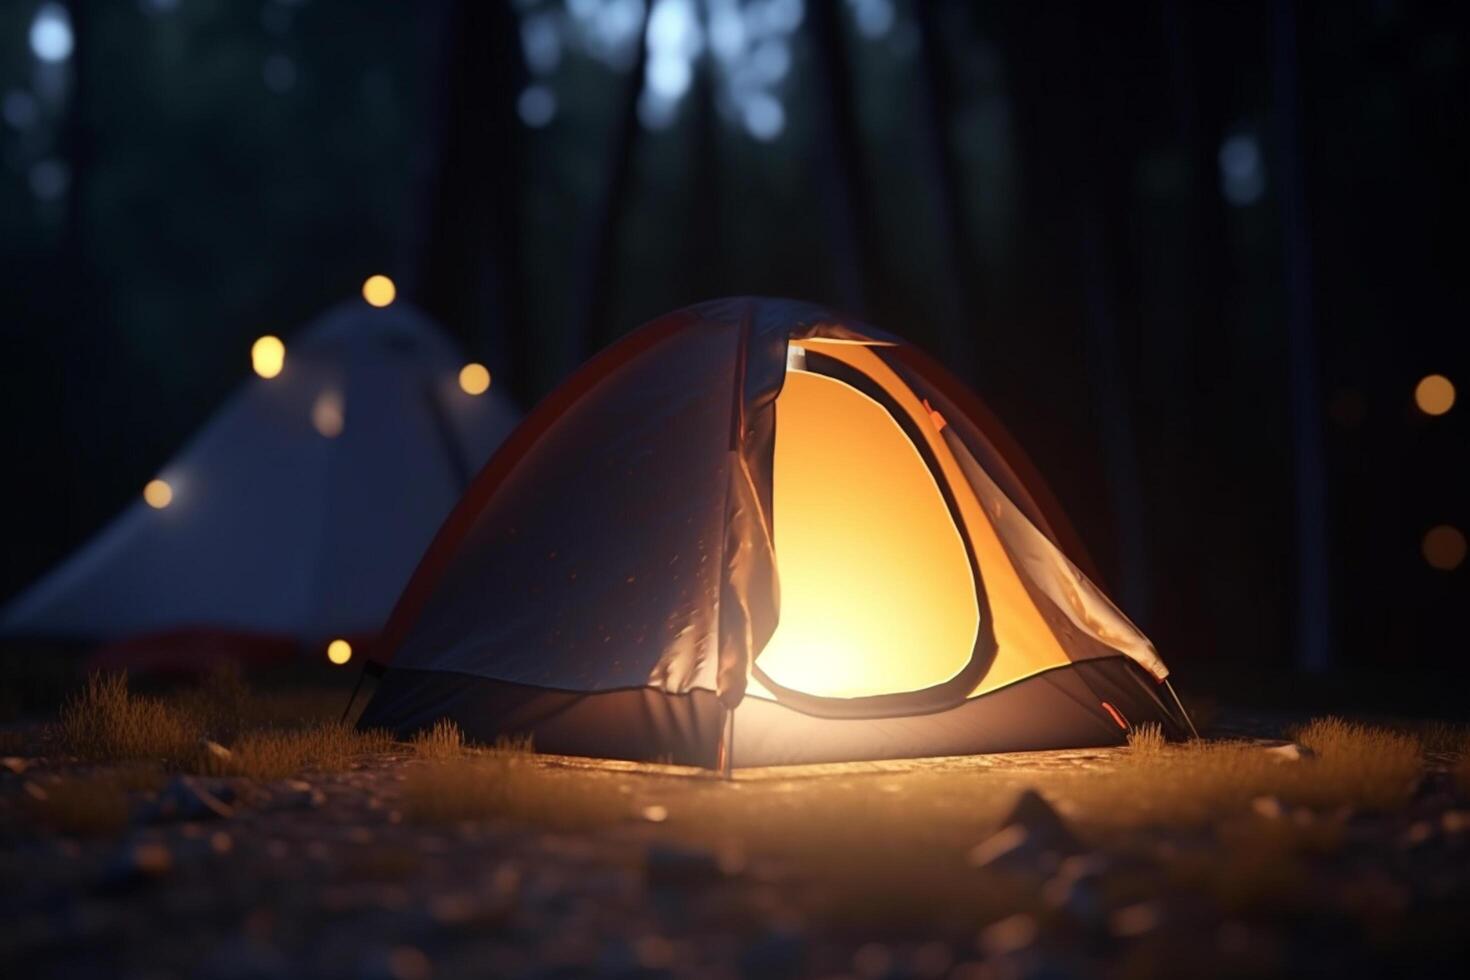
[359,297,1188,765]
[362,655,1170,769]
[1,302,518,645]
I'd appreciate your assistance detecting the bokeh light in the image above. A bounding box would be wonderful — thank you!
[326,639,353,665]
[143,479,173,510]
[312,390,344,438]
[362,274,396,308]
[251,335,286,379]
[1422,525,1466,571]
[1414,374,1454,416]
[458,363,491,395]
[29,4,73,64]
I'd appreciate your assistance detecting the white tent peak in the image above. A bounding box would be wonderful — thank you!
[1,302,519,645]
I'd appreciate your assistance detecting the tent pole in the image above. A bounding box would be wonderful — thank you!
[718,706,735,780]
[1163,678,1200,740]
[339,667,368,726]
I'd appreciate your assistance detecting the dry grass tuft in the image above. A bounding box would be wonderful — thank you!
[1291,716,1423,809]
[56,671,394,779]
[191,723,394,780]
[410,719,464,760]
[59,673,199,763]
[1127,723,1166,756]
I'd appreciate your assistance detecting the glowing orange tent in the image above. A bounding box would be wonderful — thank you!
[358,298,1192,767]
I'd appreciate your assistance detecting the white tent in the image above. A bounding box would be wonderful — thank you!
[1,301,518,649]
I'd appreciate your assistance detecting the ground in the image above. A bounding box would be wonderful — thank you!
[1,675,1468,979]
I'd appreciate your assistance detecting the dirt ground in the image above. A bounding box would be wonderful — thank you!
[2,705,1469,980]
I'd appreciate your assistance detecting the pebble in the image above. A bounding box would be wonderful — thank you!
[641,804,669,823]
[140,776,235,823]
[1110,901,1162,937]
[967,789,1081,871]
[2,756,28,774]
[276,780,326,810]
[978,913,1038,956]
[1251,796,1285,820]
[1265,743,1316,761]
[100,841,174,893]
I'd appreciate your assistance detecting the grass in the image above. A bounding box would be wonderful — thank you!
[191,723,394,780]
[58,670,392,779]
[1126,722,1166,756]
[393,715,1433,929]
[410,719,464,760]
[59,672,199,764]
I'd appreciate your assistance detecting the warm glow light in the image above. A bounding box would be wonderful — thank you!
[312,390,344,438]
[1423,525,1466,572]
[755,369,979,699]
[326,639,353,665]
[251,335,286,379]
[458,362,491,395]
[362,274,396,308]
[1414,374,1455,416]
[142,479,173,509]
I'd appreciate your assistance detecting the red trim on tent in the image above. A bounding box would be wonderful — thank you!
[1101,700,1130,730]
[369,309,701,668]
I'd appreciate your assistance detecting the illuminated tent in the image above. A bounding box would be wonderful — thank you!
[0,302,518,662]
[358,298,1192,767]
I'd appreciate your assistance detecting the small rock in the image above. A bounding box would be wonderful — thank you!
[1265,743,1316,761]
[1042,854,1110,926]
[968,789,1081,871]
[200,739,232,762]
[1442,810,1469,834]
[1109,901,1162,938]
[22,780,48,801]
[978,913,1038,956]
[2,756,28,774]
[140,776,234,822]
[641,804,669,823]
[1401,820,1434,848]
[967,824,1028,868]
[1251,796,1285,820]
[99,841,173,893]
[276,780,326,810]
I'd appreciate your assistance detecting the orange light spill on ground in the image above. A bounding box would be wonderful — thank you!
[1422,525,1466,571]
[327,639,353,665]
[312,390,344,438]
[142,479,173,509]
[756,369,979,699]
[458,363,491,395]
[362,275,396,308]
[1414,374,1454,416]
[251,335,285,379]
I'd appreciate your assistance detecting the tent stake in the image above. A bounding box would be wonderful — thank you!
[1164,678,1200,740]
